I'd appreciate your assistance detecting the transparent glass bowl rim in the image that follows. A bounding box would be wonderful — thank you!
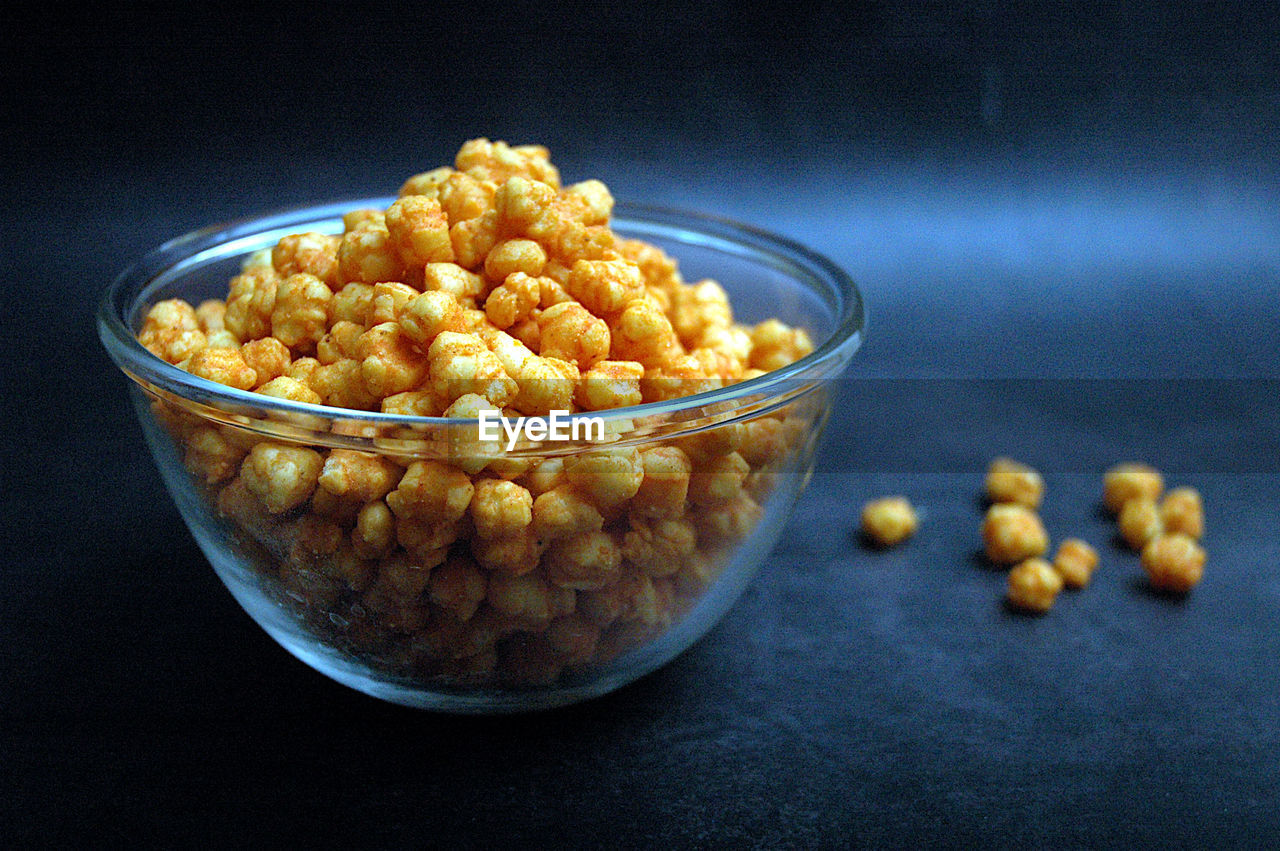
[98,198,865,440]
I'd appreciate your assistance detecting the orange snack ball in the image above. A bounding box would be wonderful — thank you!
[385,460,474,525]
[384,195,454,266]
[240,337,291,386]
[182,425,245,485]
[982,503,1048,564]
[338,220,403,285]
[399,166,453,199]
[609,298,680,367]
[317,449,400,503]
[316,320,363,365]
[1160,486,1204,539]
[450,210,500,270]
[985,456,1045,509]
[270,273,331,351]
[695,494,763,546]
[859,496,918,548]
[687,452,750,507]
[456,138,560,188]
[484,271,542,330]
[469,479,534,540]
[1103,462,1164,514]
[186,347,258,390]
[1141,533,1206,593]
[428,555,488,622]
[239,442,324,514]
[486,572,562,623]
[640,354,724,403]
[1053,538,1099,589]
[485,238,547,282]
[330,282,374,326]
[531,485,604,542]
[564,180,613,225]
[223,269,278,342]
[632,446,693,519]
[671,279,733,345]
[546,529,623,590]
[357,322,428,399]
[1118,498,1163,551]
[428,331,518,407]
[139,299,206,363]
[575,360,644,410]
[368,281,421,325]
[565,259,645,317]
[471,529,545,575]
[564,448,644,508]
[621,517,697,577]
[271,232,340,288]
[195,299,227,333]
[400,290,465,347]
[510,352,579,416]
[537,301,611,368]
[1006,558,1063,614]
[352,500,396,559]
[307,358,378,410]
[255,375,322,405]
[748,318,814,371]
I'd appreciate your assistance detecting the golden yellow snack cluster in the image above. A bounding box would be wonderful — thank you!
[1103,462,1206,593]
[137,139,820,686]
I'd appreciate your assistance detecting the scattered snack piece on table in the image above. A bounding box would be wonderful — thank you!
[1007,557,1063,614]
[1117,498,1163,551]
[985,456,1044,509]
[1159,486,1204,539]
[860,496,918,548]
[1141,533,1206,593]
[1103,462,1164,514]
[982,503,1049,565]
[1053,538,1099,589]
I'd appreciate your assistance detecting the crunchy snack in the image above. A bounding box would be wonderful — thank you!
[1159,486,1204,539]
[1006,557,1063,614]
[1103,462,1164,514]
[138,139,819,688]
[1141,533,1205,593]
[1052,538,1099,589]
[982,503,1049,565]
[860,496,917,548]
[1117,498,1163,551]
[985,456,1044,509]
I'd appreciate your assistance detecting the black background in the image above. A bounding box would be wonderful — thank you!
[4,1,1279,846]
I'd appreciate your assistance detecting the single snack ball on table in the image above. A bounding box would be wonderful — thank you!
[1117,497,1163,551]
[137,138,819,688]
[1141,533,1206,593]
[860,496,917,548]
[982,503,1049,565]
[1006,557,1063,614]
[985,456,1044,509]
[1053,538,1099,589]
[1159,486,1204,539]
[1102,462,1164,515]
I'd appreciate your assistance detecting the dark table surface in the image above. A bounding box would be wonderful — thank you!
[4,2,1279,846]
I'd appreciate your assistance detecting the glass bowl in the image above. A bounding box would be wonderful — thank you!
[97,199,864,712]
